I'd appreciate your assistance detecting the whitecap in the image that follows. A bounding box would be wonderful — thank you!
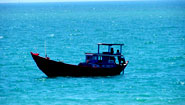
[49,34,54,37]
[180,82,185,85]
[0,36,3,39]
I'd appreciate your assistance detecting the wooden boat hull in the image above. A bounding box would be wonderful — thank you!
[31,52,128,77]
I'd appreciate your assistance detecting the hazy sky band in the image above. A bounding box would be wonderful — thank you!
[0,0,152,3]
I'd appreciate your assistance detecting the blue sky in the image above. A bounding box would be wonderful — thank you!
[0,0,145,3]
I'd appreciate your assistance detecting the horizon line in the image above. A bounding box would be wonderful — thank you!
[0,0,155,4]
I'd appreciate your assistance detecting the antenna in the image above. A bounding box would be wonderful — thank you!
[44,40,47,58]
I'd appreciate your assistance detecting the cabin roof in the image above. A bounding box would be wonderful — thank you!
[85,53,123,57]
[97,43,124,46]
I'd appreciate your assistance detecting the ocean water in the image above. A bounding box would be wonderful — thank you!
[0,1,185,105]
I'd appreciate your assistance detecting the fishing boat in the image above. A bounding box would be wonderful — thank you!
[31,43,129,77]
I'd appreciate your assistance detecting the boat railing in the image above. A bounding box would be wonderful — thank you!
[97,43,124,54]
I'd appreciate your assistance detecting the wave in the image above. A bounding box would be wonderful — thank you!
[0,36,3,39]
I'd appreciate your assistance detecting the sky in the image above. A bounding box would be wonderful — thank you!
[0,0,146,3]
[0,0,182,3]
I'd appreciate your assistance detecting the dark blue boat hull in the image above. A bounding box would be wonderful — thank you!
[31,52,128,77]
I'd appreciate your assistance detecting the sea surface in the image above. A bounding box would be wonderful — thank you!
[0,0,185,105]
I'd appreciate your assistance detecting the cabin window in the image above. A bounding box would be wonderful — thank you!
[108,60,114,64]
[93,56,97,60]
[98,56,102,60]
[86,56,92,60]
[93,64,100,68]
[102,56,109,62]
[86,55,98,61]
[106,65,110,68]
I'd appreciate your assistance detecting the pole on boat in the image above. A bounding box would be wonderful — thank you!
[108,45,111,53]
[44,40,47,58]
[120,45,122,54]
[98,44,100,54]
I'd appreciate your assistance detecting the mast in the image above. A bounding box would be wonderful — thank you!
[108,45,111,53]
[98,44,100,54]
[44,40,47,57]
[120,45,122,54]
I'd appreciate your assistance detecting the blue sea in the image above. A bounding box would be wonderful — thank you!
[0,0,185,105]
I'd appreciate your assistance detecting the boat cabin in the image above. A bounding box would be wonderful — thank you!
[79,43,126,68]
